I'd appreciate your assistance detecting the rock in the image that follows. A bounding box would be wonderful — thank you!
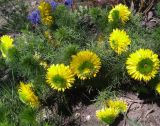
[146,21,157,28]
[148,11,154,21]
[74,113,81,119]
[86,115,91,121]
[1,74,9,81]
[37,107,53,122]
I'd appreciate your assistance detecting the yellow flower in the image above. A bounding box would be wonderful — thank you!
[96,107,119,124]
[41,16,54,26]
[108,4,131,24]
[18,82,40,108]
[155,82,160,94]
[126,49,160,82]
[109,29,131,55]
[38,1,53,26]
[0,35,14,58]
[106,99,127,113]
[38,1,52,17]
[70,50,101,80]
[46,64,75,92]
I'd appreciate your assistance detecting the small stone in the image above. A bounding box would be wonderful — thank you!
[1,75,9,81]
[141,21,146,26]
[148,11,153,21]
[74,113,80,119]
[146,21,157,28]
[86,115,91,121]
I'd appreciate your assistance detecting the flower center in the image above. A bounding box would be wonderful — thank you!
[78,61,94,73]
[111,10,120,22]
[137,58,153,75]
[112,40,118,48]
[52,75,66,87]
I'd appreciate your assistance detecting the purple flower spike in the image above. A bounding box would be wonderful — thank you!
[50,0,58,11]
[64,0,73,7]
[28,9,40,25]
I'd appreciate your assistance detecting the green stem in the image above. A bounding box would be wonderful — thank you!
[62,94,72,115]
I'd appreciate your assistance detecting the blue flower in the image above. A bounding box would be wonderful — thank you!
[64,0,73,7]
[50,0,58,10]
[28,10,40,25]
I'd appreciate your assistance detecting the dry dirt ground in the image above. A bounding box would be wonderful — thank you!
[72,92,160,126]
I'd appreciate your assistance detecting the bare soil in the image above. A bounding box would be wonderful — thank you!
[71,92,160,126]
